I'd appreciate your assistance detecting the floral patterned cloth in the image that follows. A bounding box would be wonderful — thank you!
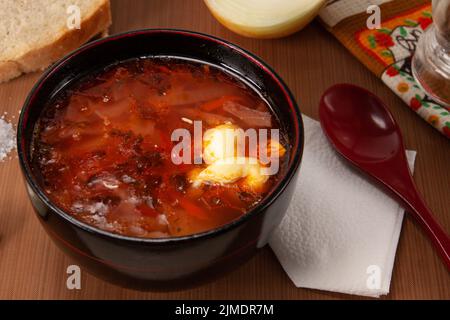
[319,0,450,138]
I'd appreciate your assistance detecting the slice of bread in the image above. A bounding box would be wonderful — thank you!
[0,0,111,83]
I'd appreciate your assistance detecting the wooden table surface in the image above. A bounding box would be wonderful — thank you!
[0,0,449,300]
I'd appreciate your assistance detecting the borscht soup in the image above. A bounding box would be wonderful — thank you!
[31,57,290,238]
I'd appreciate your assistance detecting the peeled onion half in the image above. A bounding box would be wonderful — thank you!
[204,0,326,39]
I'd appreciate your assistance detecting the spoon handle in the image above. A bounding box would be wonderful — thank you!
[395,182,450,270]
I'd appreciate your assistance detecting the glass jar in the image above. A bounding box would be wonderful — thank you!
[412,0,450,107]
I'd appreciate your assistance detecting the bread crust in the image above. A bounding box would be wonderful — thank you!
[0,0,112,83]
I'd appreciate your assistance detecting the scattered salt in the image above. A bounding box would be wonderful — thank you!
[0,117,16,162]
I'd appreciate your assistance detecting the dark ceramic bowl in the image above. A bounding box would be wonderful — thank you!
[17,29,304,290]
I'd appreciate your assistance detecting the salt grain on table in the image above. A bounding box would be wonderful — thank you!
[0,116,16,162]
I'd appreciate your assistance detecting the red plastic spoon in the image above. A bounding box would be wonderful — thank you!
[319,83,450,270]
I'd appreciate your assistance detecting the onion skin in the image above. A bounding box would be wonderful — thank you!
[204,0,326,39]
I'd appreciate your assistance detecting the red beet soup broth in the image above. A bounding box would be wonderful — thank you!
[31,57,290,238]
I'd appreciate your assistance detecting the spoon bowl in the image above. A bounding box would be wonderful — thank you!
[320,85,402,163]
[319,83,450,270]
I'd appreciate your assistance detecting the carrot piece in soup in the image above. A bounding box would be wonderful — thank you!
[178,198,209,220]
[200,95,242,111]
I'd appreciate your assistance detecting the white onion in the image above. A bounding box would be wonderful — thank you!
[204,0,326,39]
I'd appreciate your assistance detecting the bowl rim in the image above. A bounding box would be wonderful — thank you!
[17,28,304,245]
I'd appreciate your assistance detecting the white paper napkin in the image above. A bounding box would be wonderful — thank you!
[269,116,416,298]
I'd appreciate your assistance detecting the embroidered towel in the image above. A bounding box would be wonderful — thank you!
[318,0,450,138]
